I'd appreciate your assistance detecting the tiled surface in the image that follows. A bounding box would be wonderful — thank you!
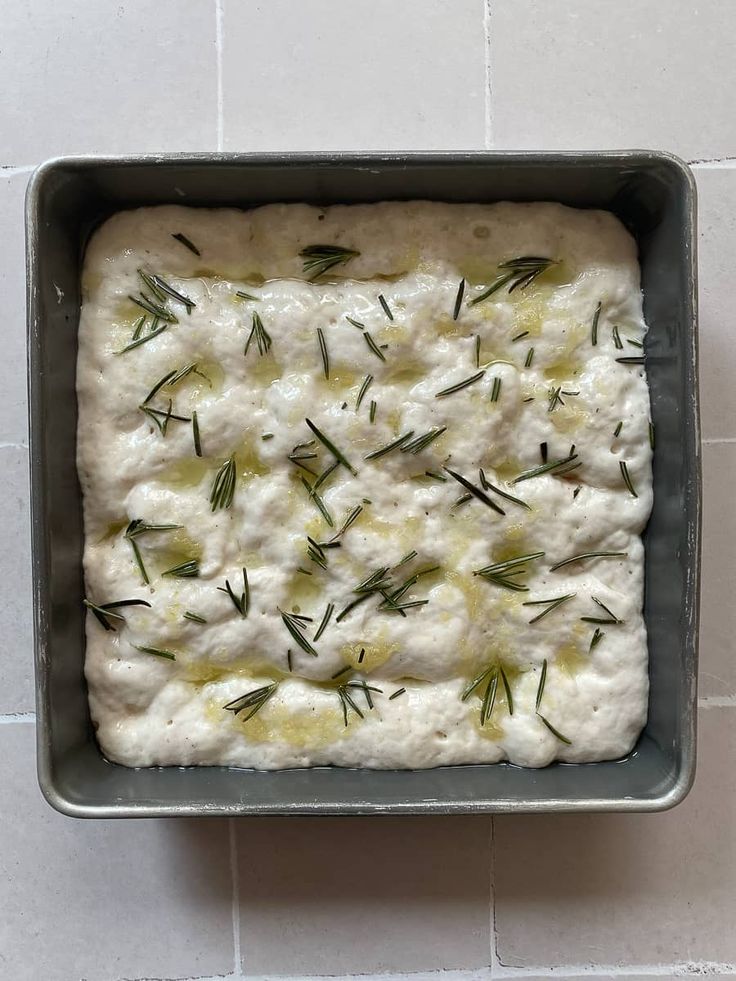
[236,816,490,976]
[0,0,217,165]
[0,723,233,981]
[490,0,736,160]
[221,0,487,151]
[4,0,736,978]
[494,707,736,970]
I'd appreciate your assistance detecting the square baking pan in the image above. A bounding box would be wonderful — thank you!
[26,152,700,817]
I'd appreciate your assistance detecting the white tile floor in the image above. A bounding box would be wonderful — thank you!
[2,1,734,979]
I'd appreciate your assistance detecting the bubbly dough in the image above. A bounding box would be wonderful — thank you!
[77,201,652,769]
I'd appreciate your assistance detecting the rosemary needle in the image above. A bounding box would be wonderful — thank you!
[300,475,334,527]
[134,645,176,661]
[83,597,151,632]
[162,559,199,578]
[535,659,548,711]
[210,455,236,511]
[512,453,580,484]
[591,301,602,346]
[369,400,377,423]
[620,460,638,497]
[490,377,501,402]
[378,293,394,320]
[313,603,335,641]
[524,348,535,368]
[305,418,357,475]
[356,374,373,411]
[317,327,329,379]
[279,608,319,657]
[401,427,446,454]
[116,323,168,354]
[365,430,415,461]
[183,611,207,624]
[453,279,465,321]
[474,552,545,591]
[363,331,386,361]
[192,411,202,457]
[549,550,627,572]
[444,468,505,514]
[300,244,359,280]
[346,316,365,329]
[244,311,272,357]
[538,715,572,744]
[223,683,278,720]
[477,471,531,511]
[523,593,576,624]
[389,687,406,700]
[217,568,249,617]
[435,369,486,398]
[172,232,200,256]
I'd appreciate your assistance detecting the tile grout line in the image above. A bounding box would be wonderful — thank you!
[703,437,736,444]
[699,695,736,708]
[0,713,35,725]
[228,818,244,981]
[215,0,224,151]
[482,0,493,149]
[492,963,736,978]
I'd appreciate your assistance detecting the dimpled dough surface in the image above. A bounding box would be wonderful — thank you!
[77,201,652,769]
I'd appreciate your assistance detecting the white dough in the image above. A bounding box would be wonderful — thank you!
[77,201,652,769]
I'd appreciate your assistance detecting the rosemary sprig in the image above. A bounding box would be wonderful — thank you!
[223,683,278,720]
[300,476,334,526]
[346,316,365,330]
[356,374,373,411]
[612,325,623,350]
[149,274,195,313]
[580,596,622,625]
[116,323,168,354]
[129,292,178,323]
[478,470,531,511]
[453,279,465,320]
[461,664,509,725]
[512,452,580,484]
[183,610,207,624]
[83,597,151,632]
[124,519,181,585]
[474,551,545,591]
[378,293,393,320]
[490,377,501,402]
[524,348,534,368]
[620,460,638,498]
[548,387,579,412]
[470,256,555,306]
[549,550,627,572]
[591,301,602,346]
[435,369,485,398]
[337,685,364,726]
[401,427,447,454]
[317,327,329,379]
[363,331,386,361]
[134,644,176,661]
[192,411,202,457]
[218,568,249,617]
[139,401,191,437]
[171,232,200,256]
[162,559,199,578]
[364,430,415,461]
[590,627,605,651]
[279,608,319,657]
[244,311,272,357]
[444,468,505,515]
[210,455,236,511]
[305,418,357,475]
[523,592,576,624]
[299,244,359,280]
[313,603,335,641]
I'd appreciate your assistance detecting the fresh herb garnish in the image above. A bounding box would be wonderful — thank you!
[453,279,465,321]
[474,335,481,369]
[171,232,201,256]
[649,421,655,450]
[223,683,278,720]
[144,362,202,404]
[512,452,580,484]
[124,519,181,584]
[356,374,373,411]
[314,603,335,641]
[538,715,572,744]
[300,244,360,279]
[549,550,627,572]
[162,559,199,579]
[474,551,545,591]
[244,311,272,357]
[591,301,602,345]
[401,427,447,454]
[616,357,645,365]
[279,608,319,657]
[612,325,623,350]
[130,291,177,324]
[389,687,406,700]
[580,595,622,625]
[305,418,357,475]
[364,430,415,461]
[620,460,638,497]
[148,274,195,314]
[236,290,260,301]
[523,592,576,624]
[548,387,579,412]
[512,330,530,342]
[378,293,394,321]
[461,664,512,725]
[346,316,365,330]
[83,597,151,632]
[299,475,334,527]
[116,323,169,354]
[183,610,207,624]
[210,455,236,511]
[192,411,202,457]
[524,348,534,368]
[218,568,249,617]
[490,377,501,402]
[444,468,505,514]
[470,256,555,306]
[134,644,176,661]
[590,627,605,651]
[533,661,571,744]
[627,338,644,348]
[139,401,191,437]
[614,421,623,437]
[131,315,146,341]
[478,470,531,511]
[369,400,377,423]
[363,331,386,362]
[317,327,329,379]
[435,369,485,398]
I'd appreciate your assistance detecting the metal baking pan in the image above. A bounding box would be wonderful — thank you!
[26,152,700,817]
